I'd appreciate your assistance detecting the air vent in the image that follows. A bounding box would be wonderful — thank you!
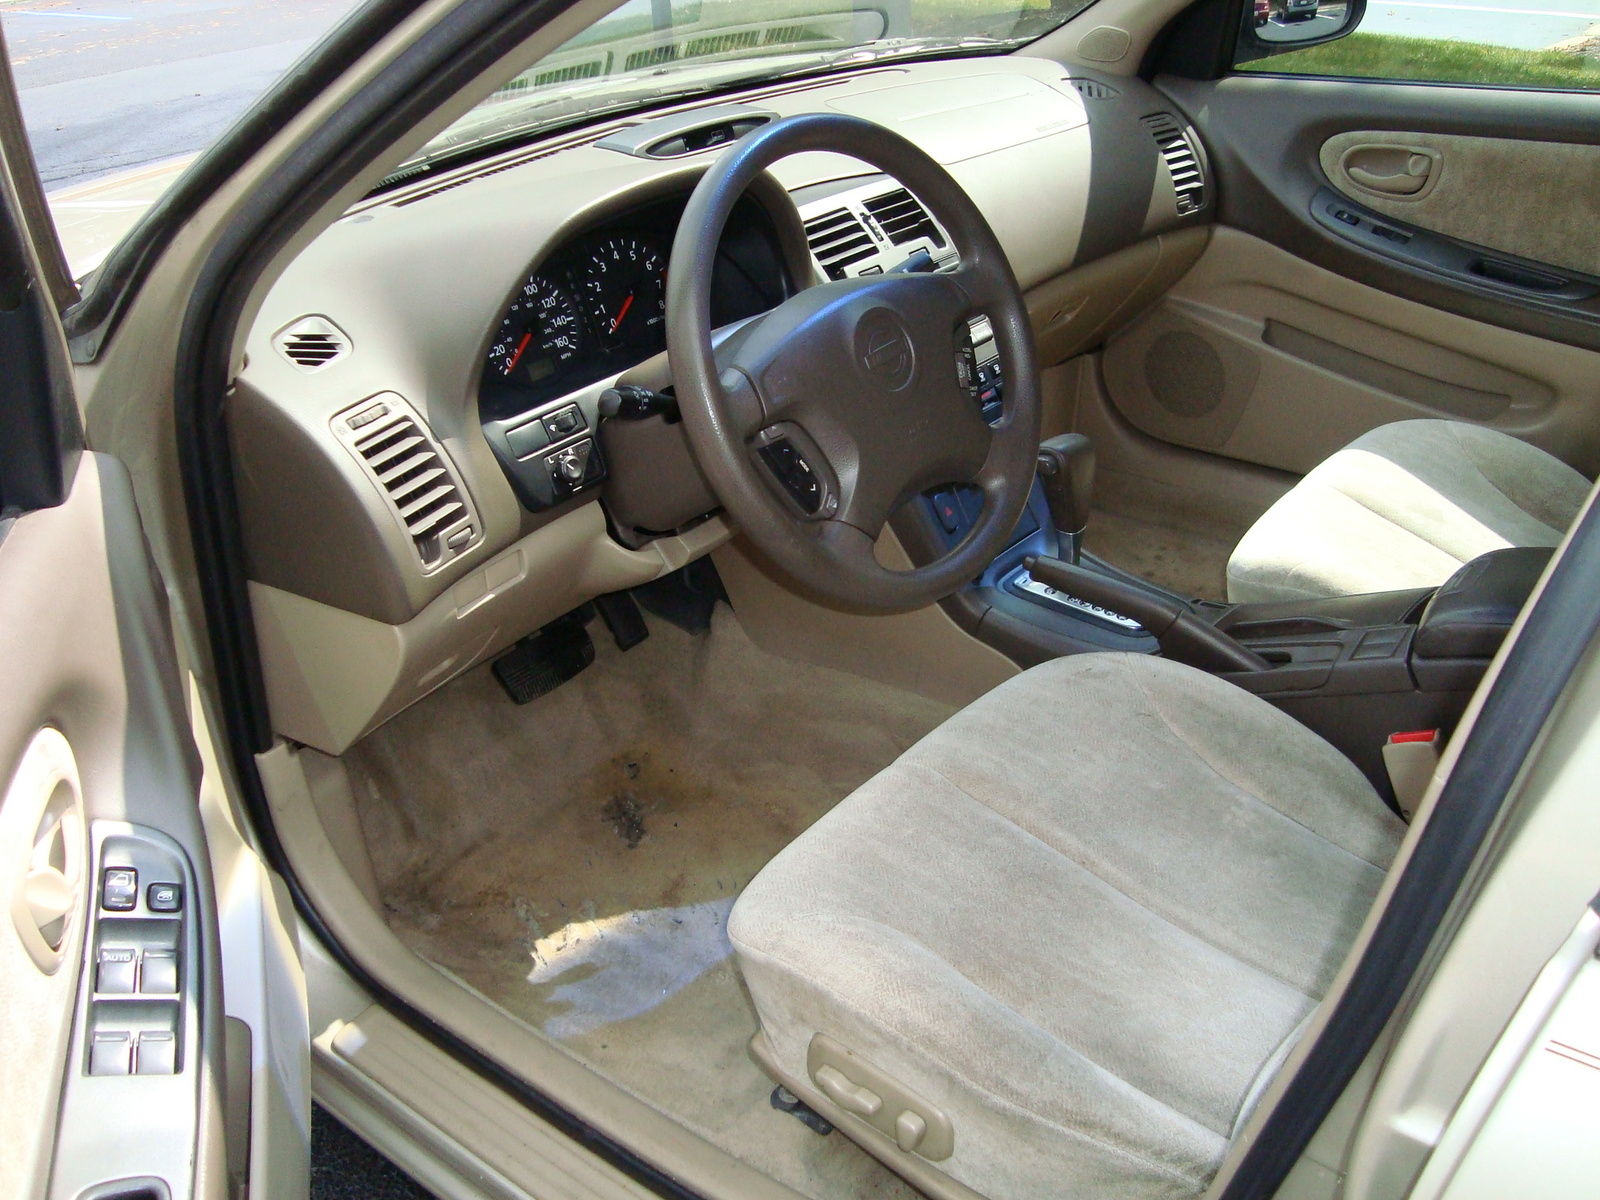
[1068,78,1120,100]
[1141,113,1205,216]
[862,188,945,249]
[804,207,877,280]
[335,396,478,571]
[275,316,349,371]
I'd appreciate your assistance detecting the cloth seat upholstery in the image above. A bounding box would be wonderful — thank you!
[729,653,1405,1200]
[1227,419,1589,604]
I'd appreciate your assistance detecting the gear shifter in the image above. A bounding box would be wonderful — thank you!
[1035,433,1095,563]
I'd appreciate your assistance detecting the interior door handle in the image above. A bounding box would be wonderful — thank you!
[1340,145,1439,198]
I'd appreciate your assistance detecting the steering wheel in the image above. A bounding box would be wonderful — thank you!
[666,113,1041,614]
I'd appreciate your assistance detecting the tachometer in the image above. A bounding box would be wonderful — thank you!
[487,273,582,385]
[578,235,665,354]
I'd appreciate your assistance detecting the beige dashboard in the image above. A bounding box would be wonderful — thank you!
[231,53,1208,755]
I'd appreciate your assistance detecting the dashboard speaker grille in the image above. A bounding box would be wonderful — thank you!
[1141,113,1205,216]
[335,397,478,570]
[861,188,944,249]
[804,207,877,279]
[275,316,349,370]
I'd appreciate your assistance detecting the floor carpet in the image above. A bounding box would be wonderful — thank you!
[311,1104,434,1200]
[346,605,951,1200]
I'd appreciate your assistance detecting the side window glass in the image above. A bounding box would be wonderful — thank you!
[1237,3,1600,91]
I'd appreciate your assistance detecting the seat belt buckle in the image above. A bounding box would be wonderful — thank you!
[1383,730,1439,819]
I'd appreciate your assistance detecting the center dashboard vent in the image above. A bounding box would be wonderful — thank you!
[275,316,349,371]
[861,188,944,249]
[804,207,877,280]
[333,396,478,571]
[1141,113,1205,216]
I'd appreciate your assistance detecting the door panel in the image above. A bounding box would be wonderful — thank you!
[1157,74,1600,353]
[1318,131,1600,281]
[1101,227,1600,476]
[0,454,231,1200]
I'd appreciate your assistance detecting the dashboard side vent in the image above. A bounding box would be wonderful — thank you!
[333,396,478,571]
[1069,78,1120,100]
[1141,113,1205,216]
[275,316,349,371]
[861,188,945,249]
[804,207,877,280]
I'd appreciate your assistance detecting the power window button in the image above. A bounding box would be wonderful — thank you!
[141,950,179,994]
[101,867,138,911]
[147,882,183,913]
[136,1031,177,1075]
[90,1031,132,1076]
[97,948,137,994]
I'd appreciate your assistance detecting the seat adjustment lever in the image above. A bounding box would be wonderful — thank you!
[815,1065,883,1116]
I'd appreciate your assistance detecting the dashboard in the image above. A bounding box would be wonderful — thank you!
[229,54,1211,754]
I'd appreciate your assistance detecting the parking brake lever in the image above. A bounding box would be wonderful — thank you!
[1025,555,1270,674]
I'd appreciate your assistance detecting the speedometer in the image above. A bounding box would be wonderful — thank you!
[487,273,582,385]
[578,235,665,355]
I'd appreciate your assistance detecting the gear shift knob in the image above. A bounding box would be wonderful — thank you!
[1036,433,1095,562]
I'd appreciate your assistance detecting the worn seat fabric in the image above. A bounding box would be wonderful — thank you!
[729,653,1405,1200]
[1227,419,1589,604]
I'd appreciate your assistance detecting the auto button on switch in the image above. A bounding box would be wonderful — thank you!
[96,947,137,994]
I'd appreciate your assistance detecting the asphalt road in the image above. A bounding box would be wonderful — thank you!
[1,0,362,186]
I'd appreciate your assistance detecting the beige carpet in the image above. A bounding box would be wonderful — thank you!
[346,604,952,1200]
[1083,508,1236,602]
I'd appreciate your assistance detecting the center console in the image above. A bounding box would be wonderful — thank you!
[894,432,1552,808]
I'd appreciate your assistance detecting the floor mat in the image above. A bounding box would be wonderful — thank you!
[1083,508,1236,602]
[347,605,949,1200]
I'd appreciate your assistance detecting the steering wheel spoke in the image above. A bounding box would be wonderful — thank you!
[666,113,1040,612]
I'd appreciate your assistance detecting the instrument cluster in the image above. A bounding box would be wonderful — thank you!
[478,192,792,424]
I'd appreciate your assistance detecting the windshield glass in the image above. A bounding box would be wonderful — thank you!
[399,0,1095,176]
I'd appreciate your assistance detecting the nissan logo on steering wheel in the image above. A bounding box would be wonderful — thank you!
[855,308,915,392]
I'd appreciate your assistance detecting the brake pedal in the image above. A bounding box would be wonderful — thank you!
[492,609,595,704]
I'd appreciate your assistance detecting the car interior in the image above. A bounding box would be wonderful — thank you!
[169,0,1600,1196]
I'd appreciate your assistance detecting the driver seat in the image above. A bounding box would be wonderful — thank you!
[729,652,1404,1200]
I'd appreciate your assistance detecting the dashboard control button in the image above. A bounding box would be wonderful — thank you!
[147,882,183,913]
[546,439,596,491]
[140,950,179,994]
[930,491,962,535]
[505,419,549,459]
[446,527,473,551]
[135,1031,177,1076]
[346,402,389,430]
[97,947,138,994]
[543,404,585,439]
[101,868,138,912]
[90,1030,133,1076]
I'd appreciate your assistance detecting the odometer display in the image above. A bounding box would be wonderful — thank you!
[487,273,582,385]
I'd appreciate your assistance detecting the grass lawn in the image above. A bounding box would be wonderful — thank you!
[1239,31,1600,91]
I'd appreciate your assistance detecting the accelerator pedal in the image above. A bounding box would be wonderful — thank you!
[594,591,649,651]
[492,607,595,704]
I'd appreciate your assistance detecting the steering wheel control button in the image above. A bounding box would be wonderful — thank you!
[90,1031,133,1076]
[96,947,138,994]
[855,309,915,391]
[101,867,138,912]
[759,440,824,515]
[147,882,183,913]
[542,404,585,439]
[140,950,180,995]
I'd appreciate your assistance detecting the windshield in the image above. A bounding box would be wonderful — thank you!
[396,0,1095,177]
